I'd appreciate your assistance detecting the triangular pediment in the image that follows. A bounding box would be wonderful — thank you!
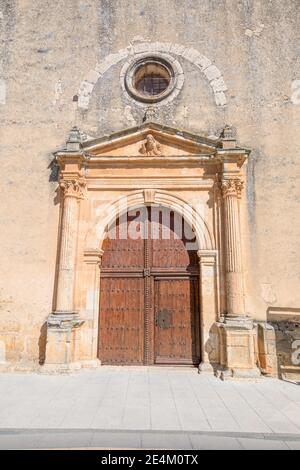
[81,122,222,157]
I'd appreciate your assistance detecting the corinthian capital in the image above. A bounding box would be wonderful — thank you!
[60,178,86,199]
[221,178,244,199]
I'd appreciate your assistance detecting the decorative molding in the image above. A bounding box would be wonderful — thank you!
[221,178,244,199]
[83,249,104,265]
[77,42,228,110]
[143,189,156,204]
[143,106,158,122]
[47,313,84,331]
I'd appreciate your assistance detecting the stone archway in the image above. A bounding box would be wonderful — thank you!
[44,122,260,379]
[85,189,215,253]
[85,190,218,371]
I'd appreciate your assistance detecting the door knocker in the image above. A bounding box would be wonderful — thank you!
[155,309,173,329]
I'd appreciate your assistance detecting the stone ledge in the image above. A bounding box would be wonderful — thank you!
[216,367,261,381]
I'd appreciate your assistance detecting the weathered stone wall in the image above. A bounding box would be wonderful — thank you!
[0,0,299,366]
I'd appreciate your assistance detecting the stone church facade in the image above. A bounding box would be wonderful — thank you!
[0,1,299,380]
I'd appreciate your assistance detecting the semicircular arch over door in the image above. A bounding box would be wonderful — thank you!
[98,206,201,366]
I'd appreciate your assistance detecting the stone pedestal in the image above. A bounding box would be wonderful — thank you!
[43,313,84,373]
[217,316,260,380]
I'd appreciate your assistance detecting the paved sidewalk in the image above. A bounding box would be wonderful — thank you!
[0,429,299,450]
[0,367,299,449]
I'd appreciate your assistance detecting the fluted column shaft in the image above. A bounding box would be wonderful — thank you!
[55,179,85,313]
[222,178,245,317]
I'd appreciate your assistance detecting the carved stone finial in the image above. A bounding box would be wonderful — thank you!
[222,125,234,139]
[67,126,81,143]
[221,125,236,149]
[60,178,87,199]
[139,134,162,156]
[66,126,82,151]
[221,178,244,199]
[143,106,158,122]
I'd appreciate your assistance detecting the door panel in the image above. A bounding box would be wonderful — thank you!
[154,278,200,364]
[99,277,144,364]
[151,209,198,271]
[101,213,144,271]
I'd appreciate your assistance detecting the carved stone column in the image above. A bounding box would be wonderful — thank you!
[217,177,260,379]
[221,178,245,318]
[44,176,86,371]
[55,178,86,314]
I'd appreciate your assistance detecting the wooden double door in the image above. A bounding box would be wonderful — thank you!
[99,208,200,365]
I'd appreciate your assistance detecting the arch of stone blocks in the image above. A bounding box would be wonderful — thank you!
[77,41,228,110]
[84,189,215,253]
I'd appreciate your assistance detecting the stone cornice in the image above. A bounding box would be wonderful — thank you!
[55,152,88,167]
[84,154,219,167]
[216,149,249,168]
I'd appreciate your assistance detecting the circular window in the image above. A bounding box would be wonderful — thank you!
[124,57,176,104]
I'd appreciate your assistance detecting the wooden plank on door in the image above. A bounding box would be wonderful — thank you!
[99,277,144,365]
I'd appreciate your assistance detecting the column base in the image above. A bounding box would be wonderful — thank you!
[220,314,254,328]
[198,361,215,375]
[44,312,85,367]
[217,315,261,379]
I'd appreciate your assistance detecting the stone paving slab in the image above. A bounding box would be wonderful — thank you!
[0,367,298,438]
[0,429,300,450]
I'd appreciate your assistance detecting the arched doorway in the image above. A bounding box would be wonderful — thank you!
[98,206,200,366]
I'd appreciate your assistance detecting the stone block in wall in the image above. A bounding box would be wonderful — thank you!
[0,335,24,363]
[267,309,300,382]
[257,322,278,377]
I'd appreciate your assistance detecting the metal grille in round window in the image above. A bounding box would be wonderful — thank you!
[135,63,170,96]
[125,57,175,103]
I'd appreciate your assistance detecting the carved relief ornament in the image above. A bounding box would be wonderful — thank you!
[139,134,162,156]
[221,178,244,199]
[59,178,87,199]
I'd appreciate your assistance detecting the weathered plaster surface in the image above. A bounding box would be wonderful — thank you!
[0,0,299,367]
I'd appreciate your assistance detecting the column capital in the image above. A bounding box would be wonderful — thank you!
[221,178,244,199]
[60,178,87,199]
